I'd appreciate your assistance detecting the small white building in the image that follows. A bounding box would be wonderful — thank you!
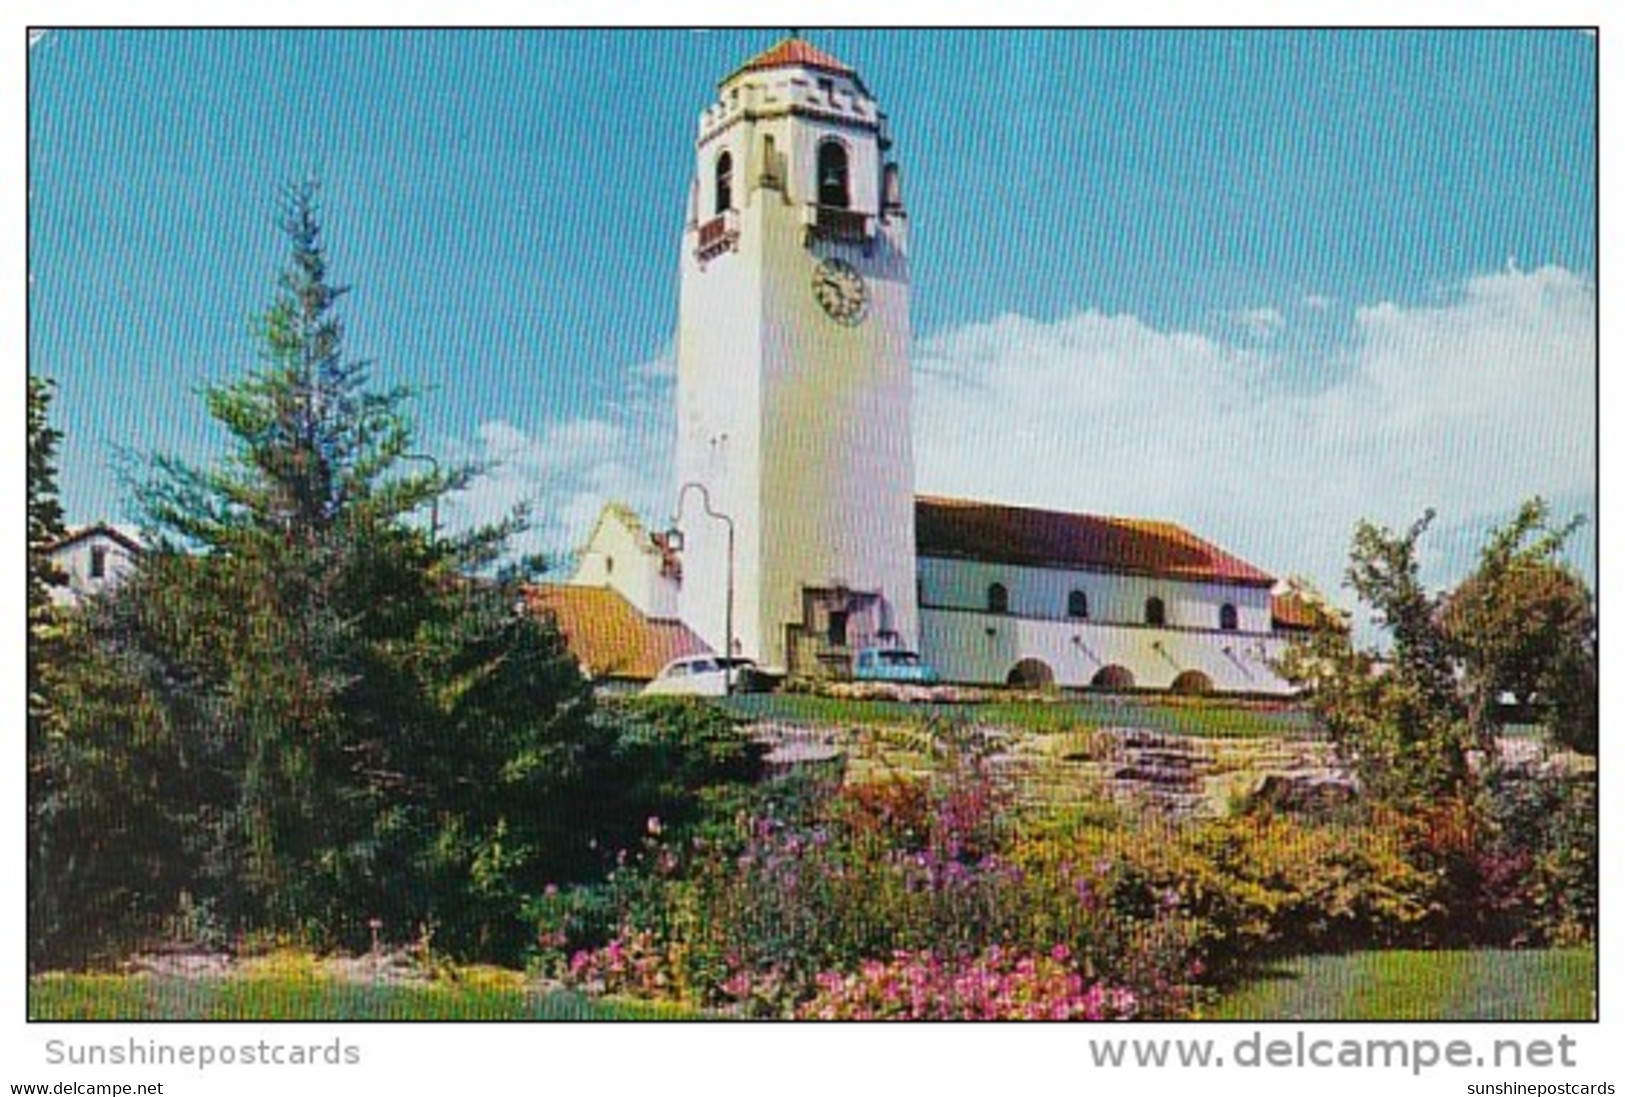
[546,39,1318,697]
[47,524,142,607]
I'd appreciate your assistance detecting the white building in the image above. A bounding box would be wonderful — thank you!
[46,523,142,607]
[550,38,1314,696]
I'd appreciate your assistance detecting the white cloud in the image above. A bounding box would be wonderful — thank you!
[437,348,675,572]
[916,265,1595,605]
[1233,306,1286,339]
[1303,294,1334,311]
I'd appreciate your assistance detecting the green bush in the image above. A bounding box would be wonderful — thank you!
[1010,810,1440,983]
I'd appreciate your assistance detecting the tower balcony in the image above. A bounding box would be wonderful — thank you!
[695,209,741,263]
[803,204,874,245]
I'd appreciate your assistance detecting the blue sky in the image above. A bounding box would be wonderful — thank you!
[27,29,1596,614]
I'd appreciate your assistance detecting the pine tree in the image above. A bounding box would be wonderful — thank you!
[27,374,68,965]
[47,182,599,958]
[27,375,66,633]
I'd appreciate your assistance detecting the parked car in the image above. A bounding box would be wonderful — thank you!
[643,655,765,697]
[852,647,941,685]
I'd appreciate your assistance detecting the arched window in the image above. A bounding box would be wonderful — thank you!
[1067,589,1089,619]
[1219,602,1239,631]
[817,140,850,209]
[715,150,733,214]
[1092,665,1136,692]
[1171,670,1214,695]
[1145,596,1167,627]
[987,582,1009,615]
[1007,659,1055,689]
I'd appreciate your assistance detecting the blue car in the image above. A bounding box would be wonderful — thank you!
[853,648,941,684]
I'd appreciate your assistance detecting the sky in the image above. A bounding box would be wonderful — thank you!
[26,28,1597,618]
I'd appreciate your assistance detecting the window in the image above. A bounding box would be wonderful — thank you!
[89,545,108,580]
[827,610,849,647]
[817,140,850,208]
[715,150,733,214]
[604,555,614,576]
[987,582,1009,614]
[1145,596,1166,627]
[1067,589,1089,619]
[1219,602,1239,631]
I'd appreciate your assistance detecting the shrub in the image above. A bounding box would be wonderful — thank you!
[1010,809,1441,983]
[541,753,1202,1017]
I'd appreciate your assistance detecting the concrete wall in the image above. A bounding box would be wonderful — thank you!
[48,531,138,607]
[918,556,1292,694]
[918,555,1272,633]
[572,506,678,620]
[920,605,1296,695]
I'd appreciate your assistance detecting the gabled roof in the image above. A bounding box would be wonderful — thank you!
[915,496,1276,588]
[47,523,144,556]
[723,37,866,92]
[525,584,710,681]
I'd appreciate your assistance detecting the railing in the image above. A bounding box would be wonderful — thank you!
[807,204,872,244]
[695,209,740,262]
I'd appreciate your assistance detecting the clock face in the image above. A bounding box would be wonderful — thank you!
[812,257,869,325]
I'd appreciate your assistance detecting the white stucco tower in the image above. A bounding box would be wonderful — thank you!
[674,38,918,675]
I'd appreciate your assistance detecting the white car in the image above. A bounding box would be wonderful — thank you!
[642,655,761,697]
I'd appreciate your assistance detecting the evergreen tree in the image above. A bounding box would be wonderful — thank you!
[40,182,602,963]
[27,374,68,965]
[27,375,66,636]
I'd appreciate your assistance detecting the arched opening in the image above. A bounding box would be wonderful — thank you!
[1219,602,1239,631]
[1091,665,1136,692]
[817,140,850,209]
[987,582,1009,614]
[1145,596,1167,627]
[1171,670,1214,696]
[1007,658,1055,689]
[1067,589,1089,619]
[715,150,733,214]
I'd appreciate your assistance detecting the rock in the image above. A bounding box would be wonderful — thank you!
[1246,772,1359,817]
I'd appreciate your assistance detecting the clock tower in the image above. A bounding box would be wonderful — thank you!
[673,38,918,675]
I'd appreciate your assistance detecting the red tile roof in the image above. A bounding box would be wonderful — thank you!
[915,496,1276,588]
[734,37,855,78]
[526,584,710,681]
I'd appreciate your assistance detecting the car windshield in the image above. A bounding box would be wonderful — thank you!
[669,658,718,676]
[879,651,921,666]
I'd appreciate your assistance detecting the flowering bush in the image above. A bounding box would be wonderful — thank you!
[798,947,1139,1021]
[535,716,1593,1021]
[541,751,1202,1017]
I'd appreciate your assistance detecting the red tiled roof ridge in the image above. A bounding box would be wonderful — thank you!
[916,493,1184,532]
[727,37,856,83]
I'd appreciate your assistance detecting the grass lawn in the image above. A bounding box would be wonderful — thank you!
[1209,948,1596,1021]
[28,973,711,1021]
[724,692,1318,738]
